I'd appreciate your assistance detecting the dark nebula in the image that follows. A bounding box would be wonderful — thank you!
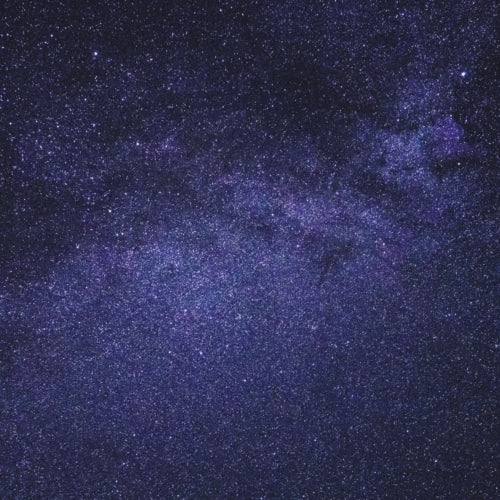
[0,1,498,498]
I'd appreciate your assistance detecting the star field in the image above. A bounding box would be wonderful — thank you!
[0,1,498,498]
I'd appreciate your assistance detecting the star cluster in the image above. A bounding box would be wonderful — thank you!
[0,1,498,498]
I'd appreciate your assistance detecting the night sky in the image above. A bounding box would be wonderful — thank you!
[0,1,498,498]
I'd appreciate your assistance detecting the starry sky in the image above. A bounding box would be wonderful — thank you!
[0,1,498,498]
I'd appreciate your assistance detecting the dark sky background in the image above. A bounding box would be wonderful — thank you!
[0,1,498,498]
